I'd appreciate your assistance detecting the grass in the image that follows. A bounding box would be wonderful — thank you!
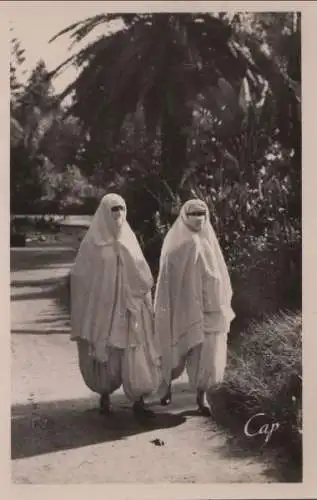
[208,310,302,480]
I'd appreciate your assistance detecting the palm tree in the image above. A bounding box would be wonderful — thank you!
[50,15,258,207]
[50,12,300,225]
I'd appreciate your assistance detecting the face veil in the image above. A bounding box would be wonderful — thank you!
[181,199,208,233]
[82,193,127,245]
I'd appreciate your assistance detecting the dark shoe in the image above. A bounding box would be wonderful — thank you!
[132,400,155,420]
[160,385,172,406]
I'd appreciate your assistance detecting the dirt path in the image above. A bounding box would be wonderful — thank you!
[11,248,278,484]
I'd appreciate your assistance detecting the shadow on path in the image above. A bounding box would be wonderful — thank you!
[11,282,71,334]
[11,395,186,460]
[11,247,72,333]
[10,248,76,273]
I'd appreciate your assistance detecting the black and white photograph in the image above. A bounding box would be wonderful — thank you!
[9,1,303,489]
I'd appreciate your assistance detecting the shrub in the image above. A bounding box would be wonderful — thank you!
[188,179,301,328]
[229,234,301,330]
[208,311,302,473]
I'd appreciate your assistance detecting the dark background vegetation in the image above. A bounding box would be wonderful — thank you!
[10,12,302,478]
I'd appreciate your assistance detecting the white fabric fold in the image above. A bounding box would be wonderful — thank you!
[154,199,235,390]
[70,193,157,364]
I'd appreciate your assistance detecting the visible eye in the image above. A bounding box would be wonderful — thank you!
[111,205,124,213]
[187,211,206,217]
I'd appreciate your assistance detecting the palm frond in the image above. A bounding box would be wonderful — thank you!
[64,18,171,140]
[49,13,121,44]
[48,53,78,80]
[68,13,124,46]
[50,12,285,160]
[49,32,117,81]
[49,19,88,43]
[53,30,125,106]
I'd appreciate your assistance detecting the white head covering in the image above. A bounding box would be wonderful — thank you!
[157,199,233,306]
[154,199,235,382]
[78,193,151,273]
[80,192,127,246]
[70,193,153,362]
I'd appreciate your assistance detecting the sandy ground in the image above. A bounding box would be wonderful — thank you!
[11,247,279,484]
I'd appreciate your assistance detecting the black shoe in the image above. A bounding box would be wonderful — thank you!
[132,400,155,420]
[160,386,172,406]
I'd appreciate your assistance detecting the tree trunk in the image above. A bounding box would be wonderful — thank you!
[160,110,191,222]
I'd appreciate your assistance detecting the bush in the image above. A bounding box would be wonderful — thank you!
[229,234,301,330]
[208,311,302,473]
[187,179,301,329]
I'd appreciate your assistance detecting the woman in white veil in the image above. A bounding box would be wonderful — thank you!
[70,193,160,418]
[154,199,235,415]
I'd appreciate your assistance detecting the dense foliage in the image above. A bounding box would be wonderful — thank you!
[10,12,302,472]
[11,11,301,304]
[10,11,301,300]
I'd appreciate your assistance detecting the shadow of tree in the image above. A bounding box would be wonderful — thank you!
[11,280,71,334]
[11,395,186,460]
[11,275,69,289]
[11,247,72,333]
[10,248,76,272]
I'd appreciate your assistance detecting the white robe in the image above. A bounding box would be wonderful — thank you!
[70,193,160,401]
[154,199,235,395]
